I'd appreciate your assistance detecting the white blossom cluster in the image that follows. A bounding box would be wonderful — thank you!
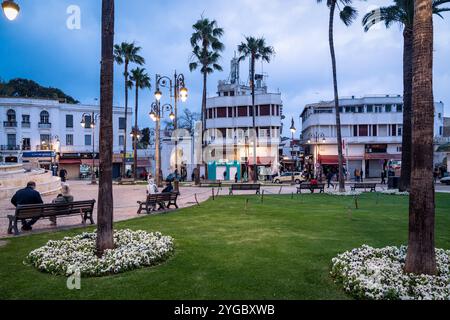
[26,229,174,277]
[326,190,362,196]
[379,189,410,196]
[331,245,450,300]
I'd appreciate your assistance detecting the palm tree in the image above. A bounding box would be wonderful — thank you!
[363,0,450,192]
[405,0,437,275]
[317,0,358,193]
[237,37,275,183]
[130,67,151,180]
[189,17,224,184]
[113,42,145,178]
[97,0,114,256]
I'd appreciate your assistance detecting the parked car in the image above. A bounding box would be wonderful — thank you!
[272,172,305,184]
[440,176,450,185]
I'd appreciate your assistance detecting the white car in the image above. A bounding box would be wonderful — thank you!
[440,176,450,185]
[272,172,305,184]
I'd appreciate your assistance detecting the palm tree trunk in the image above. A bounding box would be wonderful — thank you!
[133,85,138,180]
[196,71,207,185]
[329,0,345,192]
[399,28,414,192]
[405,0,436,275]
[97,0,115,257]
[251,55,257,183]
[122,62,129,178]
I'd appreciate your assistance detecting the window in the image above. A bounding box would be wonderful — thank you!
[119,117,126,130]
[259,105,271,116]
[7,134,16,148]
[440,126,443,136]
[391,124,397,136]
[398,125,403,136]
[396,104,403,112]
[66,114,74,128]
[230,91,235,97]
[66,134,74,146]
[357,106,364,113]
[353,125,358,137]
[83,115,92,128]
[276,105,280,116]
[22,114,30,123]
[7,109,16,122]
[359,125,368,137]
[438,113,442,119]
[228,107,234,118]
[366,105,373,113]
[375,105,382,113]
[40,110,50,123]
[224,92,229,97]
[397,146,402,152]
[372,125,378,137]
[385,104,392,112]
[22,138,30,150]
[339,107,344,113]
[119,135,125,146]
[345,106,355,113]
[217,107,227,118]
[85,135,92,146]
[40,134,51,146]
[238,106,248,117]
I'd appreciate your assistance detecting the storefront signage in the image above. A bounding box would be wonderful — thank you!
[22,151,55,158]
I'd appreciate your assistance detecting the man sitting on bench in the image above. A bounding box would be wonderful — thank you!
[10,181,44,231]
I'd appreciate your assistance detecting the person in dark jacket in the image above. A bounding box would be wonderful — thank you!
[59,168,68,182]
[162,181,174,193]
[11,181,44,231]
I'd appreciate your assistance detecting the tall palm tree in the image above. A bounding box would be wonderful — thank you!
[363,0,450,192]
[317,0,358,193]
[405,0,437,275]
[189,17,224,184]
[237,36,275,183]
[130,67,151,180]
[97,0,114,257]
[113,42,145,178]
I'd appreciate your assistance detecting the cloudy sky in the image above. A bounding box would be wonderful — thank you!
[1,0,449,134]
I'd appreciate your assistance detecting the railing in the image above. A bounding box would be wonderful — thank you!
[38,122,52,129]
[0,145,20,151]
[3,121,17,128]
[21,122,31,128]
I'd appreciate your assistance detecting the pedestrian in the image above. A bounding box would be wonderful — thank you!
[51,184,74,226]
[354,169,360,182]
[235,172,238,183]
[360,169,364,182]
[162,180,174,193]
[434,168,439,183]
[10,181,44,231]
[223,170,227,181]
[326,171,334,189]
[381,170,386,185]
[59,168,68,182]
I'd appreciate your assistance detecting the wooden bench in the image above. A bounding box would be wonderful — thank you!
[200,180,222,188]
[7,200,96,235]
[229,184,261,195]
[137,192,179,214]
[296,183,325,194]
[118,178,136,185]
[351,183,377,192]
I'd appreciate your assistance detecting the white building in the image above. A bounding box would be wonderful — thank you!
[204,57,283,181]
[0,97,134,179]
[300,95,445,179]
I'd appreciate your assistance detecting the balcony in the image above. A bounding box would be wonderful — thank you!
[36,144,54,151]
[0,145,20,151]
[3,121,17,128]
[38,122,52,129]
[21,122,31,128]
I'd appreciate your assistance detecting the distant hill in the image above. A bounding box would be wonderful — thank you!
[0,78,79,104]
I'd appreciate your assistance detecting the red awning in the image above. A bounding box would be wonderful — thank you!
[365,153,402,160]
[248,157,274,165]
[59,159,81,165]
[318,155,340,165]
[81,159,100,166]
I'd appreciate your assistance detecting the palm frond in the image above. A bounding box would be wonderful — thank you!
[339,5,358,26]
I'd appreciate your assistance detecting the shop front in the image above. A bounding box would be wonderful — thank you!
[207,160,241,181]
[22,151,55,172]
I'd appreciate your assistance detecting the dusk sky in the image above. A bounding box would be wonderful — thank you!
[1,0,449,134]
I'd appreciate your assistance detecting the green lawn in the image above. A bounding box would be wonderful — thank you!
[1,193,449,300]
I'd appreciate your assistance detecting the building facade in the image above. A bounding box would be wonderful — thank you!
[0,97,134,179]
[300,95,445,179]
[204,57,283,181]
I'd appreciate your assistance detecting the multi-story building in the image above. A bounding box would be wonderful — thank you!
[204,57,283,181]
[0,97,135,179]
[300,95,445,179]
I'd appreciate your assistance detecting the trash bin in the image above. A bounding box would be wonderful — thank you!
[388,176,400,190]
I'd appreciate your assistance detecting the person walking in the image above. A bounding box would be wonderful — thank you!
[59,168,68,182]
[381,170,386,185]
[11,181,44,231]
[326,171,334,189]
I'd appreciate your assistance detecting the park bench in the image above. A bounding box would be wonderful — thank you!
[351,183,377,192]
[200,180,222,188]
[118,178,136,185]
[296,183,325,194]
[228,184,261,195]
[137,192,179,214]
[7,200,96,235]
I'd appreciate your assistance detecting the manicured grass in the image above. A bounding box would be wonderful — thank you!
[1,193,449,300]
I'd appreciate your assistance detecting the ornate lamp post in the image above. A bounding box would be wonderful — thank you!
[149,101,175,187]
[290,118,297,184]
[154,72,188,189]
[2,0,19,21]
[81,112,100,185]
[307,131,326,178]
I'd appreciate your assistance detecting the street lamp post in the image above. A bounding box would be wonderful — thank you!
[154,73,188,189]
[307,131,326,179]
[81,112,100,185]
[2,0,20,21]
[150,102,175,187]
[290,118,297,184]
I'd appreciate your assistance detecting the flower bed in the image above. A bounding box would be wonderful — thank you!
[379,189,409,196]
[26,229,174,277]
[326,190,362,196]
[331,245,450,300]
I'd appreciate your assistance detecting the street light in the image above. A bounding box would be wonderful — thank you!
[2,0,19,21]
[290,118,297,184]
[81,112,100,185]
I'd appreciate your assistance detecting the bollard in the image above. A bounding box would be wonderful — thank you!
[261,190,265,204]
[279,186,283,194]
[354,195,359,210]
[212,188,215,200]
[194,194,200,206]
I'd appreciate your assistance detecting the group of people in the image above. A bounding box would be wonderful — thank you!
[10,181,74,231]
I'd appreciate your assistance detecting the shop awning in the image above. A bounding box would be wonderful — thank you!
[365,153,401,160]
[248,157,274,165]
[318,155,340,165]
[81,159,100,166]
[59,159,81,165]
